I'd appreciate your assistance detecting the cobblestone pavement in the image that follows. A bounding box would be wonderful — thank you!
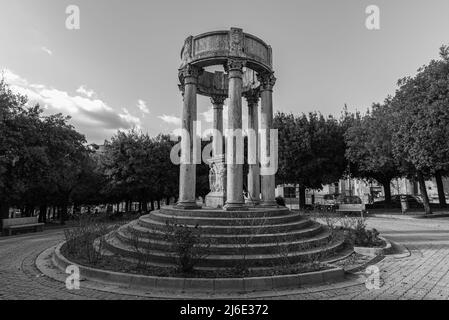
[1,216,449,300]
[0,230,145,300]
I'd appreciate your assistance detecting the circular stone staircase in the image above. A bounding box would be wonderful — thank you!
[101,207,347,271]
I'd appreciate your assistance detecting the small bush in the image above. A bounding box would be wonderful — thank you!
[275,196,286,206]
[345,217,384,247]
[128,227,155,270]
[63,215,114,264]
[163,221,213,274]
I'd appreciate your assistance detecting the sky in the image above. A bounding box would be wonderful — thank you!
[1,0,449,144]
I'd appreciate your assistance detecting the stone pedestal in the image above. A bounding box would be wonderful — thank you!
[205,156,227,208]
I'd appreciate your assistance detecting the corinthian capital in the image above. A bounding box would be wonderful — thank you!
[257,72,276,91]
[243,88,260,106]
[179,64,203,85]
[210,95,226,106]
[225,59,246,73]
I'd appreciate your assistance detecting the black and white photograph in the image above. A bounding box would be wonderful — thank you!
[1,0,449,311]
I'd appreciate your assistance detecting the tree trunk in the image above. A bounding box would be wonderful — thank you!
[0,202,9,219]
[157,200,161,210]
[166,197,170,206]
[73,203,80,216]
[25,205,33,217]
[142,201,148,213]
[298,186,306,210]
[125,200,130,213]
[150,200,155,212]
[60,204,68,225]
[382,180,392,206]
[39,205,47,223]
[417,171,432,215]
[435,171,447,208]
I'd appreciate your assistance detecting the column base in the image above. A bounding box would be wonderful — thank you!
[175,202,202,210]
[224,202,248,211]
[245,199,260,207]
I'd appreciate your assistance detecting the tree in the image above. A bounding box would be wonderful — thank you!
[1,78,91,223]
[0,80,47,219]
[274,112,347,209]
[390,45,449,213]
[101,130,180,213]
[345,102,402,205]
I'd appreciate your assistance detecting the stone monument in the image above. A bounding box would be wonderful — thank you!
[101,28,345,273]
[176,27,277,210]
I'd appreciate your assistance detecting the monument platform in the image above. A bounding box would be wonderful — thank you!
[101,207,346,270]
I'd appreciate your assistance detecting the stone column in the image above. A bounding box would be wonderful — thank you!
[244,89,260,205]
[205,95,227,208]
[224,59,246,211]
[211,95,226,157]
[258,72,277,207]
[177,64,202,209]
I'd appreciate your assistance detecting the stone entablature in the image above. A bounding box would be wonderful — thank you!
[180,28,273,74]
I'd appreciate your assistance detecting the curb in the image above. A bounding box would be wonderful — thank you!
[51,242,345,295]
[353,236,393,257]
[371,213,449,220]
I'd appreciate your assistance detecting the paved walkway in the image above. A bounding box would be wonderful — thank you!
[1,216,449,300]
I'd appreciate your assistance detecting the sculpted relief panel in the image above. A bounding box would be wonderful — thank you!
[208,160,226,193]
[194,33,229,57]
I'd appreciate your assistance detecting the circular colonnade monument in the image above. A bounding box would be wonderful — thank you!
[176,27,277,210]
[101,28,345,273]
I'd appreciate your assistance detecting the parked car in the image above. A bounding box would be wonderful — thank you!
[390,194,423,208]
[336,195,363,204]
[335,195,366,214]
[315,194,340,211]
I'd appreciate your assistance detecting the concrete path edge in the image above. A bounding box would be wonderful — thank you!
[40,241,346,295]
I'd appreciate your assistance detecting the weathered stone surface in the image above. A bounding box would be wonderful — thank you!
[180,28,273,74]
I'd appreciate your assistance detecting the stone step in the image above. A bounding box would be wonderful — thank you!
[125,220,324,244]
[99,244,351,272]
[137,216,313,235]
[114,227,333,255]
[159,207,290,218]
[149,210,302,226]
[102,234,345,268]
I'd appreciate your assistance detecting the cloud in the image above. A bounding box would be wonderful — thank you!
[158,114,181,125]
[2,68,140,143]
[119,108,141,127]
[201,109,214,123]
[76,85,95,98]
[137,99,150,114]
[41,46,53,56]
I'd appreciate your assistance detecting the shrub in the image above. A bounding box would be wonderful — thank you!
[275,196,286,206]
[63,215,114,264]
[128,227,154,270]
[163,222,212,274]
[346,217,384,247]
